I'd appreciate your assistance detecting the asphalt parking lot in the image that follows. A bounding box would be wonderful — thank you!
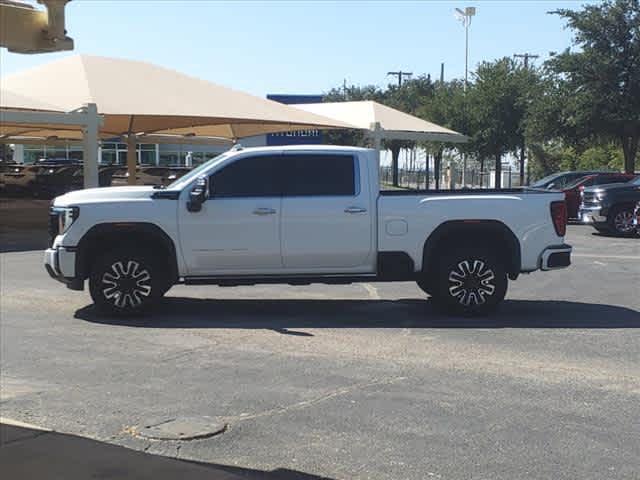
[1,224,639,479]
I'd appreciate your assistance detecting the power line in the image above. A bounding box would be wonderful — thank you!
[387,71,413,87]
[513,53,540,69]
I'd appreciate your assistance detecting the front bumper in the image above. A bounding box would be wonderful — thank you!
[540,244,572,271]
[578,206,607,223]
[44,247,83,290]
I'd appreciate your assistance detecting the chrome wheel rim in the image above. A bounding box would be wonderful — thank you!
[448,260,496,307]
[102,260,151,308]
[614,211,634,234]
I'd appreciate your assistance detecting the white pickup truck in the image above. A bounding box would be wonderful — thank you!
[45,145,572,316]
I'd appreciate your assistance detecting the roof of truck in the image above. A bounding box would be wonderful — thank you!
[231,144,373,154]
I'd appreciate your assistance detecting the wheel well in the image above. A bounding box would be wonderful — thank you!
[75,223,178,283]
[422,220,521,280]
[609,202,636,214]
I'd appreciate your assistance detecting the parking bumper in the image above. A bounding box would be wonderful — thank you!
[540,244,572,271]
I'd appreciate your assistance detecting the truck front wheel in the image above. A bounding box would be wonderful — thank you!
[89,250,163,315]
[431,247,507,316]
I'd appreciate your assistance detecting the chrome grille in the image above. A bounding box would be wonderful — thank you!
[581,191,599,208]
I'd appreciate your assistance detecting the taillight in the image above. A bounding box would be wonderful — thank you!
[550,201,567,237]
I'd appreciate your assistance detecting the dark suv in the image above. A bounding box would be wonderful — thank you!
[579,175,640,236]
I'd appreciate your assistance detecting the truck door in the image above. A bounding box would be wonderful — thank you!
[179,154,283,274]
[280,152,374,272]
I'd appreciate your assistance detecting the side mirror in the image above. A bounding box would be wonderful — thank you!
[187,175,209,212]
[547,182,557,190]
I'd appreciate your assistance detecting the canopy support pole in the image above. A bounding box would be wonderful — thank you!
[82,103,99,189]
[370,122,382,175]
[126,135,137,185]
[125,115,137,185]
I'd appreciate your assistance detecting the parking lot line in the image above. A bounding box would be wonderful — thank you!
[572,253,640,260]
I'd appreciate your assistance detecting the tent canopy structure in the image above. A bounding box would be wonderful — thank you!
[0,55,354,139]
[294,100,467,144]
[0,54,354,185]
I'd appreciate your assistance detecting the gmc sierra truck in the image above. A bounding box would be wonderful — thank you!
[45,145,572,316]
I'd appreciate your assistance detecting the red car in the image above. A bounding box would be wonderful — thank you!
[563,173,635,219]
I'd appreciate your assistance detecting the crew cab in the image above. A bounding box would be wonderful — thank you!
[44,145,572,316]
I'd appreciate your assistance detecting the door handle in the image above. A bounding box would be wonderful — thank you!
[344,206,367,214]
[253,207,276,215]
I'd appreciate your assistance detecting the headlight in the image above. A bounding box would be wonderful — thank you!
[595,191,606,201]
[52,206,80,234]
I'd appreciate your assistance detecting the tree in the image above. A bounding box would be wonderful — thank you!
[468,58,527,188]
[418,79,466,188]
[548,0,640,173]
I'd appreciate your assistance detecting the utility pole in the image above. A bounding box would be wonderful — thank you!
[387,71,413,87]
[513,53,539,69]
[343,78,348,99]
[513,53,539,186]
[455,6,476,188]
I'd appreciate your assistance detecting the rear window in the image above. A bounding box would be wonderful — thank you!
[282,154,356,196]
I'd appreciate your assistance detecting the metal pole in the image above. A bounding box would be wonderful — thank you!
[461,19,469,187]
[126,135,137,185]
[83,103,99,188]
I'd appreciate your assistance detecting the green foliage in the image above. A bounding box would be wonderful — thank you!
[547,0,640,172]
[528,142,624,180]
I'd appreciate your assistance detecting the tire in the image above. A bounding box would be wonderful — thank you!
[608,205,636,236]
[431,247,508,316]
[89,249,163,315]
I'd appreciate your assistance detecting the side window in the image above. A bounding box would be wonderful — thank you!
[210,155,282,197]
[599,176,630,185]
[582,178,595,187]
[282,154,356,196]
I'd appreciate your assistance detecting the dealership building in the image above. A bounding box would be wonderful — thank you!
[9,94,323,166]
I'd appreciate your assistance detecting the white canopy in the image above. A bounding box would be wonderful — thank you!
[294,100,467,143]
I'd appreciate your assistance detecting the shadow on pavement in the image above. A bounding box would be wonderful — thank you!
[75,298,640,330]
[0,423,334,480]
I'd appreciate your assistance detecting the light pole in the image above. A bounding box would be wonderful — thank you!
[455,6,476,187]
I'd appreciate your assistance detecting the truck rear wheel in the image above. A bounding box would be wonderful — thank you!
[431,247,507,316]
[89,250,163,315]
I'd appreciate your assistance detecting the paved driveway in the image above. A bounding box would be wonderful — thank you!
[1,225,638,479]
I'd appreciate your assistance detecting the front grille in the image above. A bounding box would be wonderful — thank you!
[581,191,600,208]
[48,208,59,247]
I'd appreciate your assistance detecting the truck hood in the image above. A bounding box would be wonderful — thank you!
[53,186,159,206]
[583,182,640,194]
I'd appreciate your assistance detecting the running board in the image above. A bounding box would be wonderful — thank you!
[182,273,403,287]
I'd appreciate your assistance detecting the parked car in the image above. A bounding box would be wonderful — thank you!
[45,145,571,316]
[32,165,83,198]
[531,171,610,190]
[579,175,640,236]
[110,166,192,187]
[562,173,636,219]
[0,164,40,196]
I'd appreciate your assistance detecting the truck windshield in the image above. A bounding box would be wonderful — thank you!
[166,152,230,190]
[531,173,562,188]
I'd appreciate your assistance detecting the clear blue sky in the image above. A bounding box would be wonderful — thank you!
[1,1,594,97]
